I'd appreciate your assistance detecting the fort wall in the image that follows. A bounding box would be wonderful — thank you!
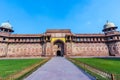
[115,42,120,55]
[7,43,42,57]
[72,43,109,56]
[0,43,7,57]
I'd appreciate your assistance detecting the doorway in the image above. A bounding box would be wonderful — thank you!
[54,40,64,57]
[56,50,62,56]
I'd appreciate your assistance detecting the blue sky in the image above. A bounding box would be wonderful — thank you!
[0,0,120,34]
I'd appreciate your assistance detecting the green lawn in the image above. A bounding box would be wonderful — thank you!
[0,58,43,78]
[73,58,120,74]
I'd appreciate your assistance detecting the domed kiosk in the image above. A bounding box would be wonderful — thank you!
[102,21,117,33]
[102,21,118,35]
[0,22,14,33]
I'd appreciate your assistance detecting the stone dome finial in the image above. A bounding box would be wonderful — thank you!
[103,21,116,29]
[0,21,13,30]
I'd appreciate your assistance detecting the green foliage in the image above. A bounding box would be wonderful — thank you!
[73,58,120,74]
[0,59,43,78]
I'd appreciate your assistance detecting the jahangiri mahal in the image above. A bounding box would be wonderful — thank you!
[0,21,120,57]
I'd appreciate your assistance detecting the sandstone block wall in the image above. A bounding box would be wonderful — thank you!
[107,41,120,56]
[7,43,42,57]
[71,43,109,56]
[65,42,73,56]
[0,43,7,57]
[115,42,120,55]
[45,42,53,56]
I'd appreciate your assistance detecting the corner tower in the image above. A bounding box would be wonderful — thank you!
[103,21,120,56]
[0,22,14,57]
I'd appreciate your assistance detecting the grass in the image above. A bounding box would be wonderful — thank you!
[73,58,120,74]
[70,58,120,80]
[69,58,108,80]
[0,58,44,78]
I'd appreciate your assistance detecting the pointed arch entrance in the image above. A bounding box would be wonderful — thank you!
[53,40,64,57]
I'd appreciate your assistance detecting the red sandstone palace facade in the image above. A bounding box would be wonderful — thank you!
[0,21,120,57]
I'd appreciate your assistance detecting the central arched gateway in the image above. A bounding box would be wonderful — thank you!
[53,40,64,57]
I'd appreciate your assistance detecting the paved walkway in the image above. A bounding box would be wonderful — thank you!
[24,57,95,80]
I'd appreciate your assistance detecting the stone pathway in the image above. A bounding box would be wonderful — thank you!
[24,57,95,80]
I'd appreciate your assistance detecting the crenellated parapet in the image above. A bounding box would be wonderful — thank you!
[69,34,106,43]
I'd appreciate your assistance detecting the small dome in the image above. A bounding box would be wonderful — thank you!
[0,22,12,29]
[104,21,116,29]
